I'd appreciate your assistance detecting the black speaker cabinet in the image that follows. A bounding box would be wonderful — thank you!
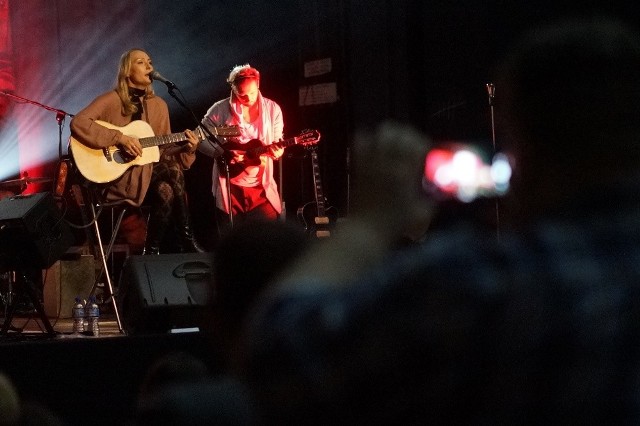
[0,192,73,270]
[117,252,214,335]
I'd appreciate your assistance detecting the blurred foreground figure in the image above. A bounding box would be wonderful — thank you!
[240,17,640,426]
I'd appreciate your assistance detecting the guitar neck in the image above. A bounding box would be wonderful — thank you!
[138,129,203,149]
[249,136,298,156]
[310,149,327,217]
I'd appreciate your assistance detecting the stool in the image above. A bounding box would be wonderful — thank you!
[55,156,133,333]
[79,185,129,333]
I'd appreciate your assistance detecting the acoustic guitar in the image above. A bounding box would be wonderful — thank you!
[69,120,240,183]
[222,129,321,178]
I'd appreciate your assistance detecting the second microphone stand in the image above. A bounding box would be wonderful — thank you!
[486,83,500,241]
[161,84,234,229]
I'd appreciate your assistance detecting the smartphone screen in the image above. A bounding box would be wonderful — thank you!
[423,141,512,203]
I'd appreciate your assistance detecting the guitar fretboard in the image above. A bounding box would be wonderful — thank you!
[249,137,298,156]
[139,129,203,148]
[310,149,326,217]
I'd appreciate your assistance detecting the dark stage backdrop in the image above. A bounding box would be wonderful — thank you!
[1,0,639,245]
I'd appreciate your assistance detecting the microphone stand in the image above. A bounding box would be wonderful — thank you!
[0,91,73,334]
[0,90,75,161]
[345,146,351,217]
[159,84,234,229]
[278,155,285,222]
[486,83,496,151]
[217,155,234,229]
[486,83,499,241]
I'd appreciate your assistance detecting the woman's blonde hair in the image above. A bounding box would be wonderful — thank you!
[115,48,155,116]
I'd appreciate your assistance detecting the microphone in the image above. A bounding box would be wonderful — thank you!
[151,71,177,89]
[486,83,495,106]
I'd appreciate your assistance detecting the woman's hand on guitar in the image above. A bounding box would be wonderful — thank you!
[183,129,199,153]
[118,134,143,157]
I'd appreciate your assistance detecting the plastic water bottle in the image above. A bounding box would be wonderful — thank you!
[85,296,100,337]
[72,297,85,334]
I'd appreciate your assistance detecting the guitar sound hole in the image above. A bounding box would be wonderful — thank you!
[112,149,135,164]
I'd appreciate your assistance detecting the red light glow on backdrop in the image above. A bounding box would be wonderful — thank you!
[0,1,143,194]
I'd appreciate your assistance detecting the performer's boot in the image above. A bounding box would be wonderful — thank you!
[142,213,168,255]
[175,195,206,253]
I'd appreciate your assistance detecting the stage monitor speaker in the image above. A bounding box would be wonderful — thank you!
[0,192,73,270]
[117,252,214,335]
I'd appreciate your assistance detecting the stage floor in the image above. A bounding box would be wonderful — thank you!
[0,251,218,424]
[0,311,124,342]
[0,311,218,426]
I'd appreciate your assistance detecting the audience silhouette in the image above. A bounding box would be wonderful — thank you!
[237,16,640,425]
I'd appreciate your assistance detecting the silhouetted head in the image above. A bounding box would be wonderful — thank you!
[498,17,640,221]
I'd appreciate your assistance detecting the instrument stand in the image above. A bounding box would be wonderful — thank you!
[0,268,55,336]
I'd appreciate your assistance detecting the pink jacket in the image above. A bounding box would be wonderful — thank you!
[203,92,284,213]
